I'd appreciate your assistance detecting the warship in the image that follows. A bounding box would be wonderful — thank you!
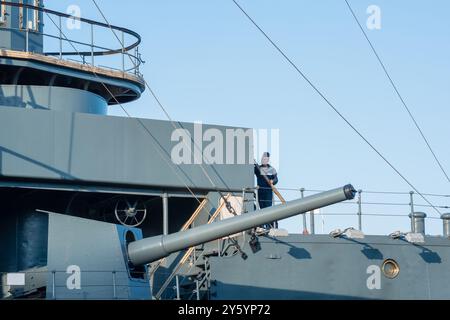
[1,0,450,301]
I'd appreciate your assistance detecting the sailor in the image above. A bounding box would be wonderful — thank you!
[254,152,279,228]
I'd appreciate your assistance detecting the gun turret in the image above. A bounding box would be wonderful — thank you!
[128,185,356,266]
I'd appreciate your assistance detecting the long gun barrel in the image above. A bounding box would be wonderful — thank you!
[128,184,356,266]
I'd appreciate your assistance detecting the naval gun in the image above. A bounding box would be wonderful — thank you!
[128,185,356,266]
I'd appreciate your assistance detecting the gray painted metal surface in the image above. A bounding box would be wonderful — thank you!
[0,1,44,53]
[0,107,253,191]
[0,57,144,101]
[2,0,450,301]
[0,179,207,198]
[128,185,356,265]
[209,234,450,300]
[0,209,48,274]
[46,213,150,299]
[0,85,107,114]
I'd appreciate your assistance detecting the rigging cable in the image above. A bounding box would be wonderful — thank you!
[230,0,442,216]
[90,0,249,215]
[344,0,450,184]
[47,4,247,221]
[44,12,205,206]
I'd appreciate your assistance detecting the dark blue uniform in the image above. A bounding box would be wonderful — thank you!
[254,164,279,209]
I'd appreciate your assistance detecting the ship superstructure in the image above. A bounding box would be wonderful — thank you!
[0,0,254,299]
[1,1,450,300]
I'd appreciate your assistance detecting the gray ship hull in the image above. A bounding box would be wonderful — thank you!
[208,234,449,300]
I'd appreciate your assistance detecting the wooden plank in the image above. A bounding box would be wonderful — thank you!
[149,198,209,278]
[207,194,231,224]
[181,195,231,265]
[180,198,208,231]
[0,49,144,86]
[155,194,231,299]
[269,181,286,204]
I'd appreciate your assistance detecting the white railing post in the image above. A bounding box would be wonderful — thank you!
[357,190,363,231]
[59,15,62,59]
[91,23,94,66]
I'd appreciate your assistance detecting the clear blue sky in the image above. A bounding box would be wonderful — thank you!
[46,0,450,235]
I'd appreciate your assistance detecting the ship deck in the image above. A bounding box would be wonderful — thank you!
[0,49,145,88]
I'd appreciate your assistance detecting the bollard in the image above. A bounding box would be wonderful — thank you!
[112,271,117,299]
[409,212,426,234]
[441,213,450,238]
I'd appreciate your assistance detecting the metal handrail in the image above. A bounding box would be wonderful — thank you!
[245,185,449,234]
[148,198,208,280]
[251,186,450,198]
[1,269,152,300]
[169,244,212,300]
[0,26,142,66]
[0,1,144,75]
[1,2,141,54]
[263,198,450,209]
[154,195,231,300]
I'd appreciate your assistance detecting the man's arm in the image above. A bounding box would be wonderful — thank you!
[268,167,278,185]
[254,164,261,177]
[271,173,279,186]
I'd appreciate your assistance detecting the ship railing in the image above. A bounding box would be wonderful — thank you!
[148,198,208,281]
[154,248,212,301]
[153,195,232,300]
[0,1,144,78]
[0,269,151,300]
[242,186,450,235]
[151,259,211,301]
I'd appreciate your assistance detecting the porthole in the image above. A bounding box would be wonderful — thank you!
[382,259,400,279]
